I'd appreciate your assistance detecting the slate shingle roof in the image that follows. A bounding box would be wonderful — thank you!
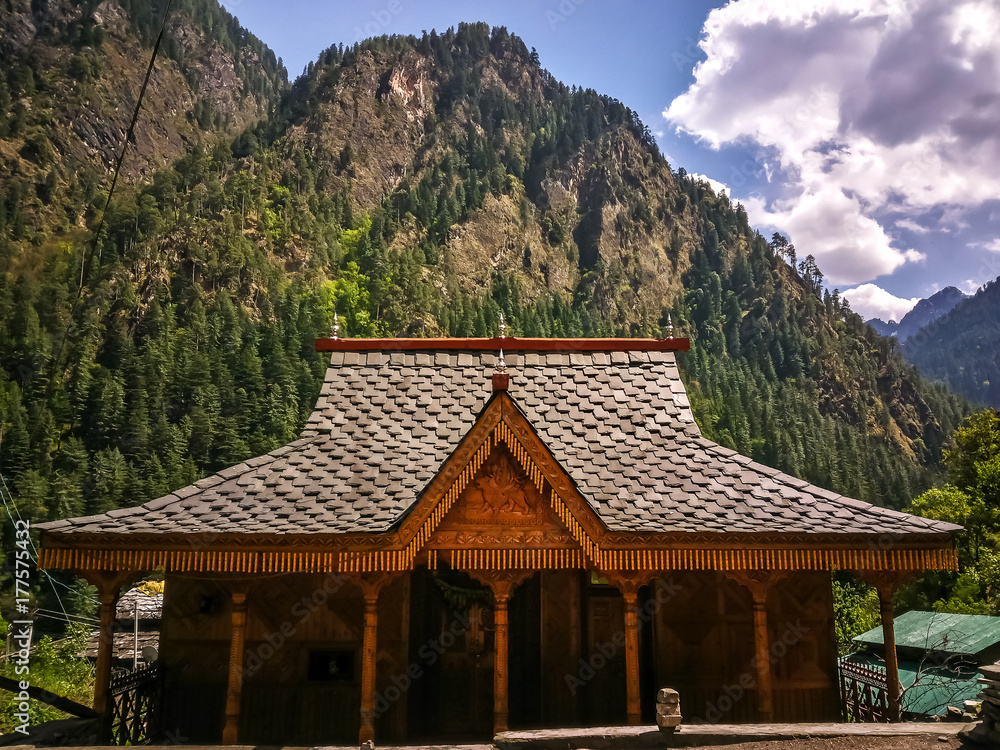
[39,349,958,538]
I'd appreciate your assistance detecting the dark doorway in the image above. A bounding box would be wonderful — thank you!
[509,573,542,728]
[407,567,494,739]
[582,580,627,724]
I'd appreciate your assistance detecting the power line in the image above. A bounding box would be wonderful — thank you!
[46,0,175,401]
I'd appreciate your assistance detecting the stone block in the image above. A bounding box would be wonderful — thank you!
[657,687,680,704]
[655,687,681,733]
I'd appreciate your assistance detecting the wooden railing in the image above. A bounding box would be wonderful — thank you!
[108,663,163,745]
[840,660,892,722]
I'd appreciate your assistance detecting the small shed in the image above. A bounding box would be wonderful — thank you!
[843,610,1000,718]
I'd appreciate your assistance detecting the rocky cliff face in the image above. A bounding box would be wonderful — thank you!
[0,0,286,222]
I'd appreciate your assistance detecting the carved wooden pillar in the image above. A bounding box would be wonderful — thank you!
[724,570,788,723]
[860,572,908,722]
[879,589,901,722]
[222,589,248,745]
[494,591,511,733]
[622,591,642,725]
[469,569,532,735]
[360,589,379,743]
[83,570,135,737]
[93,588,118,721]
[750,590,773,722]
[604,572,652,726]
[356,574,396,744]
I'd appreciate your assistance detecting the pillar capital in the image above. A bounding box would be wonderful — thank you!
[467,568,533,601]
[723,569,789,600]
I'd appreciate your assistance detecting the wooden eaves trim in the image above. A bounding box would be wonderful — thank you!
[315,336,692,352]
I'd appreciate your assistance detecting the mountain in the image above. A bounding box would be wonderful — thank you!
[0,20,972,532]
[904,279,1000,407]
[0,0,287,242]
[867,286,967,342]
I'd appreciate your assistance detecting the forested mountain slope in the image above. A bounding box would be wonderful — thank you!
[0,0,287,241]
[904,278,1000,408]
[0,20,971,534]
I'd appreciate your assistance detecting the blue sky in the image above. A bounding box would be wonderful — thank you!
[220,0,1000,322]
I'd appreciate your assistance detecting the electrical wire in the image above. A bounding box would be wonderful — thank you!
[0,475,98,623]
[46,0,175,401]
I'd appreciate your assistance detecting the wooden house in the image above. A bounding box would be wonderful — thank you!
[38,337,960,744]
[82,586,162,670]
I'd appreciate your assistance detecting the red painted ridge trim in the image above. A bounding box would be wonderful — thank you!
[315,337,691,352]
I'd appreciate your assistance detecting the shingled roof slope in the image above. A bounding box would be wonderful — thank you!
[40,349,958,537]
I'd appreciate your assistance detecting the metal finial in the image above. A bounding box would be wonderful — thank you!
[497,348,506,373]
[498,312,506,339]
[666,314,674,339]
[332,313,340,341]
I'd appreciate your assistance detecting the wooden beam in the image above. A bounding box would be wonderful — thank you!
[750,591,773,722]
[494,592,511,733]
[0,676,98,719]
[359,590,379,743]
[316,336,691,353]
[622,591,642,726]
[222,590,248,744]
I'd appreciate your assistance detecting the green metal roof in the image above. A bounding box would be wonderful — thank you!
[853,609,1000,658]
[842,653,981,717]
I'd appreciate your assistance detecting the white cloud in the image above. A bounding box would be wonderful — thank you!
[690,173,728,196]
[894,218,931,234]
[958,279,983,294]
[842,283,920,322]
[664,0,1000,286]
[976,238,1000,253]
[743,185,923,284]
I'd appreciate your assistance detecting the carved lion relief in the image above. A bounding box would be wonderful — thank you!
[451,449,545,527]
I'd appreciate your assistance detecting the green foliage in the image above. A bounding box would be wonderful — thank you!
[833,576,880,654]
[903,409,1000,612]
[0,623,93,732]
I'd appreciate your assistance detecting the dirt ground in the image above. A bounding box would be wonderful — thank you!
[664,735,966,750]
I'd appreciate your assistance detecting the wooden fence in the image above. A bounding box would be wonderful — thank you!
[840,660,892,722]
[108,663,163,744]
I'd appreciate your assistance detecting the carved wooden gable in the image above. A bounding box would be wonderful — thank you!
[395,394,608,571]
[428,445,578,550]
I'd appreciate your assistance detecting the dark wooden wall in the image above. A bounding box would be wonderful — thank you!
[768,572,839,722]
[159,567,838,741]
[161,572,374,745]
[649,571,838,723]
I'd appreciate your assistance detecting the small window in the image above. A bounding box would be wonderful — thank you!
[307,649,355,682]
[590,571,611,586]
